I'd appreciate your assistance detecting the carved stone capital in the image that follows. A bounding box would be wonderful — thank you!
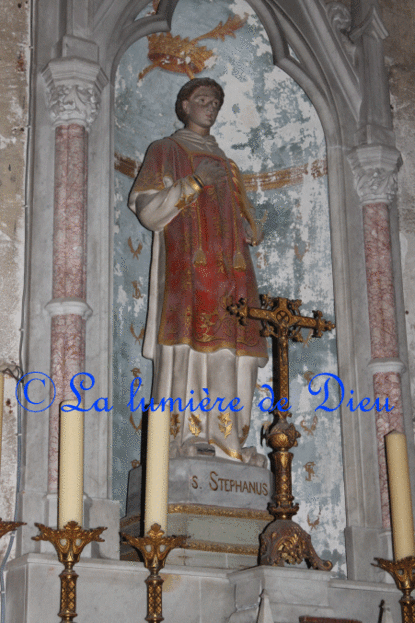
[325,2,356,64]
[42,58,108,128]
[348,144,401,205]
[326,2,351,35]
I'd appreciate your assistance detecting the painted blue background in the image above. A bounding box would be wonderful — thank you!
[113,0,346,576]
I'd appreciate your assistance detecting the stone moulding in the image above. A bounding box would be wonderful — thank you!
[45,297,93,320]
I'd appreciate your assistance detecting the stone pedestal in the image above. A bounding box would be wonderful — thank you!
[126,456,273,513]
[122,456,273,563]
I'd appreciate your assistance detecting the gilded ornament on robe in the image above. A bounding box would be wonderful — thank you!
[218,412,233,439]
[189,413,202,437]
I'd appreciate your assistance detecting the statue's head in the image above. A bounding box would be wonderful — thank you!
[175,78,224,125]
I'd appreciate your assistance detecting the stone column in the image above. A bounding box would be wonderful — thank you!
[42,59,107,495]
[349,144,403,528]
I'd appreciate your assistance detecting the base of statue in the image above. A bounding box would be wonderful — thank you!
[122,457,273,564]
[126,456,273,513]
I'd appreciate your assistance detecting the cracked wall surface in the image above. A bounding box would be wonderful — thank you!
[0,0,29,567]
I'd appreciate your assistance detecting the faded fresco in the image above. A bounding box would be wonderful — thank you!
[113,0,346,576]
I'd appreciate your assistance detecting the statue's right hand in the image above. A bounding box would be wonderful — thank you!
[194,159,227,186]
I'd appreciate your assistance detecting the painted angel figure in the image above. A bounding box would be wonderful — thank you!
[129,78,268,466]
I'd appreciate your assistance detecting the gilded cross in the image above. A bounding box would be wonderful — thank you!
[229,294,335,570]
[229,294,335,411]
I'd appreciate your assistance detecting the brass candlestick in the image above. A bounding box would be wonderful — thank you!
[0,518,25,538]
[259,407,332,569]
[32,521,106,623]
[122,523,187,623]
[229,295,334,570]
[375,556,415,623]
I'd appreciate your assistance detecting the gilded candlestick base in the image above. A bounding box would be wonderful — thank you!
[259,409,332,571]
[259,518,332,570]
[374,556,415,623]
[32,521,106,623]
[122,523,187,623]
[0,518,25,538]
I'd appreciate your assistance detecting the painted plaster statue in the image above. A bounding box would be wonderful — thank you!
[129,78,268,466]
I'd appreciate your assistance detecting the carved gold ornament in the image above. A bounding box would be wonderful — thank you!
[138,14,248,81]
[0,518,25,539]
[189,413,202,437]
[259,519,332,570]
[217,412,233,439]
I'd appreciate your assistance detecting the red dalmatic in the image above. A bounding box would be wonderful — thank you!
[133,137,267,359]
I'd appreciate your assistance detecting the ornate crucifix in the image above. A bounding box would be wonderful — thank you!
[229,294,335,570]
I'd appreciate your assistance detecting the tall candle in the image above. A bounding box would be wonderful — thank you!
[58,400,84,529]
[385,430,415,560]
[144,406,170,534]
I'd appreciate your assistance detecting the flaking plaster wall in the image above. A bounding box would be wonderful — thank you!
[0,0,30,571]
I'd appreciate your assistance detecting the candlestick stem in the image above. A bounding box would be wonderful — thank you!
[122,523,187,623]
[375,556,415,623]
[32,521,106,623]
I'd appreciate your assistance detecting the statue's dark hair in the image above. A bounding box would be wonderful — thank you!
[175,78,224,124]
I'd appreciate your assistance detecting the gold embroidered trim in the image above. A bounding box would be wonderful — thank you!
[209,438,242,460]
[120,505,272,527]
[239,424,250,446]
[157,335,266,358]
[121,540,259,558]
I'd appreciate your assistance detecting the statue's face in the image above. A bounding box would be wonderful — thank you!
[182,86,221,132]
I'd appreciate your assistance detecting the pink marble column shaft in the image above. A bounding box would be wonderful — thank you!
[48,124,88,492]
[363,202,405,527]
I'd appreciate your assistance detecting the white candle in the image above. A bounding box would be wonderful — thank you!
[144,406,170,534]
[58,400,84,529]
[385,430,415,561]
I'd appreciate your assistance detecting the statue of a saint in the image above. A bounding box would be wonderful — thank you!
[129,78,268,466]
